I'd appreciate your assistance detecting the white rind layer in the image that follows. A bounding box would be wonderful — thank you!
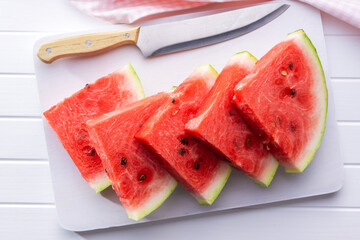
[89,172,111,193]
[126,176,178,221]
[192,64,218,89]
[118,63,145,99]
[196,162,232,205]
[252,154,279,187]
[227,51,258,69]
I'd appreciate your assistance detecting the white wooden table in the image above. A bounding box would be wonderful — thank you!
[1,1,359,239]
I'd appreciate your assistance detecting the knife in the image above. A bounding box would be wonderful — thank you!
[37,3,289,64]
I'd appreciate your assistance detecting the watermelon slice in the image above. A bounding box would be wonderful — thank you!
[136,65,232,205]
[86,92,177,221]
[186,52,278,186]
[43,64,144,193]
[233,30,327,173]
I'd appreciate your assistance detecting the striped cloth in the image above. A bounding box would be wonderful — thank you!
[298,0,360,28]
[69,0,360,28]
[69,0,208,23]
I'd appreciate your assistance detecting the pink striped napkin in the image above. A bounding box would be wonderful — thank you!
[298,0,360,28]
[69,0,360,28]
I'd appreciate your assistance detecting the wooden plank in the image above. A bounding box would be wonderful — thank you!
[0,205,358,240]
[0,161,54,203]
[0,0,107,32]
[0,206,79,240]
[0,118,48,159]
[325,36,360,78]
[338,123,360,165]
[322,12,360,36]
[332,80,360,121]
[0,33,47,74]
[0,75,40,117]
[284,166,360,208]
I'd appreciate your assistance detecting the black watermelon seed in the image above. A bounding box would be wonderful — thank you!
[171,99,176,104]
[85,147,96,156]
[104,168,107,173]
[85,83,90,89]
[290,125,296,132]
[121,157,127,166]
[229,111,234,116]
[289,62,293,70]
[90,148,96,156]
[194,162,200,170]
[246,138,252,147]
[181,137,189,145]
[178,148,187,156]
[290,89,296,97]
[139,174,146,181]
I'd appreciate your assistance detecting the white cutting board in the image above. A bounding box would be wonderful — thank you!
[34,1,343,232]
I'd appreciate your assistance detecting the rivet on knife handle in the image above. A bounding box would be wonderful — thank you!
[37,27,140,64]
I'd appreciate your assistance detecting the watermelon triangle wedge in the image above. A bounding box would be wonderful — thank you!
[43,64,144,193]
[86,92,177,221]
[233,30,328,173]
[136,65,232,205]
[186,52,278,187]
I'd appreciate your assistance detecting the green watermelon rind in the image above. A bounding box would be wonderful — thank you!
[91,63,145,193]
[121,63,145,99]
[91,174,112,193]
[284,30,328,173]
[252,155,279,187]
[127,179,178,221]
[228,51,258,66]
[196,163,232,205]
[194,64,219,84]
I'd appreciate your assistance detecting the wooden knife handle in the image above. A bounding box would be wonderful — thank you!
[37,27,140,64]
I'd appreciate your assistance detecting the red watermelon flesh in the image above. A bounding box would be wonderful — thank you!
[43,64,144,193]
[186,52,278,186]
[86,92,177,221]
[136,65,232,205]
[233,30,328,173]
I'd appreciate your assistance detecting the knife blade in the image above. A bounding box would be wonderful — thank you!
[37,3,289,64]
